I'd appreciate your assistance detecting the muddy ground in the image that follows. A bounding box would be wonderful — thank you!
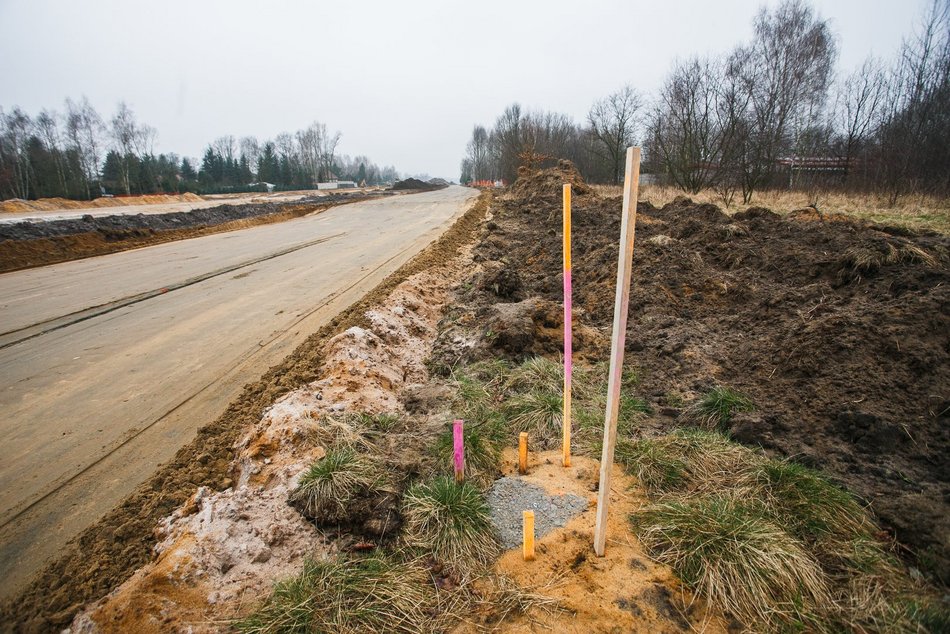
[0,194,490,633]
[436,162,950,586]
[0,191,390,272]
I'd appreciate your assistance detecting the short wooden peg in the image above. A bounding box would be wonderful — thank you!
[518,432,528,474]
[523,510,535,561]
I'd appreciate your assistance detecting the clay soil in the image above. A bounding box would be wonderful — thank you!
[0,191,387,273]
[440,162,950,586]
[0,194,491,633]
[0,193,204,214]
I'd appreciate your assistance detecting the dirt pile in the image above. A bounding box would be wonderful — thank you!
[0,193,204,213]
[391,178,442,191]
[0,191,383,272]
[438,163,950,584]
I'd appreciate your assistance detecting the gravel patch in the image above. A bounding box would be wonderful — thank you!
[487,477,588,549]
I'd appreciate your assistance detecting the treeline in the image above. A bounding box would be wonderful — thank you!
[462,0,950,203]
[0,101,399,201]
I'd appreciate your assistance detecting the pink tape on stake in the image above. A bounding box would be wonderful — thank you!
[453,419,465,482]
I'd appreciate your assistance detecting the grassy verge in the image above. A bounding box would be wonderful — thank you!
[619,429,945,632]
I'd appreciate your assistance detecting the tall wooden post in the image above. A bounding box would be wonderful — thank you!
[593,147,641,557]
[562,183,573,467]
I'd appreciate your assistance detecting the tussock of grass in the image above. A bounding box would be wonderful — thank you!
[289,447,383,522]
[756,461,870,545]
[624,429,940,632]
[633,495,832,630]
[505,389,563,447]
[353,412,404,432]
[616,429,759,495]
[236,553,443,634]
[402,476,499,575]
[683,386,753,429]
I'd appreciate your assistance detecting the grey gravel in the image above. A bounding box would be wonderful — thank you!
[486,476,588,549]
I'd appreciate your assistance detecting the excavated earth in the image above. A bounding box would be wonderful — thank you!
[434,162,950,586]
[0,191,390,272]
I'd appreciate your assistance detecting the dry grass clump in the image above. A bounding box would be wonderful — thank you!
[633,495,832,630]
[682,385,753,429]
[451,356,649,453]
[401,476,499,576]
[235,553,445,634]
[289,447,384,522]
[616,428,759,495]
[624,430,942,631]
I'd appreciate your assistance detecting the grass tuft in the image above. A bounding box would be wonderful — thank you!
[683,386,753,429]
[402,476,499,575]
[289,447,383,522]
[235,553,442,634]
[756,460,870,545]
[632,495,832,630]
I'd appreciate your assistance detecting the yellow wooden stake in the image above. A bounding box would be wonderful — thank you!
[518,432,528,474]
[562,183,573,468]
[523,510,535,561]
[594,147,641,557]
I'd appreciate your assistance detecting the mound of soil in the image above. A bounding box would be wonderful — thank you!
[0,192,385,272]
[392,178,442,191]
[0,193,204,214]
[441,162,950,584]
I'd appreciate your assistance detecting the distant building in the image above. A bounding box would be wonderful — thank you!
[317,181,358,190]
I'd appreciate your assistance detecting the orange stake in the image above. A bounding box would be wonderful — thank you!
[518,432,528,474]
[523,510,535,561]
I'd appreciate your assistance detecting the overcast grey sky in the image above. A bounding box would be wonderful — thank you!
[0,0,928,180]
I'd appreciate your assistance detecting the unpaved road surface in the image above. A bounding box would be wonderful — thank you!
[0,185,477,599]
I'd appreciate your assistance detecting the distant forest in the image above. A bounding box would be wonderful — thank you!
[462,0,950,204]
[0,101,400,201]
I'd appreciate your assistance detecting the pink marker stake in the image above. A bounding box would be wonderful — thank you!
[453,419,465,483]
[563,184,573,467]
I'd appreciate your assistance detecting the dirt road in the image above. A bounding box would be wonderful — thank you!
[0,185,478,599]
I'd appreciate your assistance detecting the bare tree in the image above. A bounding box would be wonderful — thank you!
[465,125,490,181]
[877,0,950,200]
[731,0,837,201]
[35,109,69,196]
[296,124,322,185]
[0,107,34,199]
[319,127,341,181]
[588,85,643,184]
[832,57,888,185]
[65,96,104,199]
[239,136,260,178]
[110,101,141,195]
[649,58,725,193]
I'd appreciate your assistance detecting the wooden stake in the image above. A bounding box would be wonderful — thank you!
[523,510,535,561]
[453,419,465,483]
[518,432,528,474]
[563,183,572,468]
[593,147,641,557]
